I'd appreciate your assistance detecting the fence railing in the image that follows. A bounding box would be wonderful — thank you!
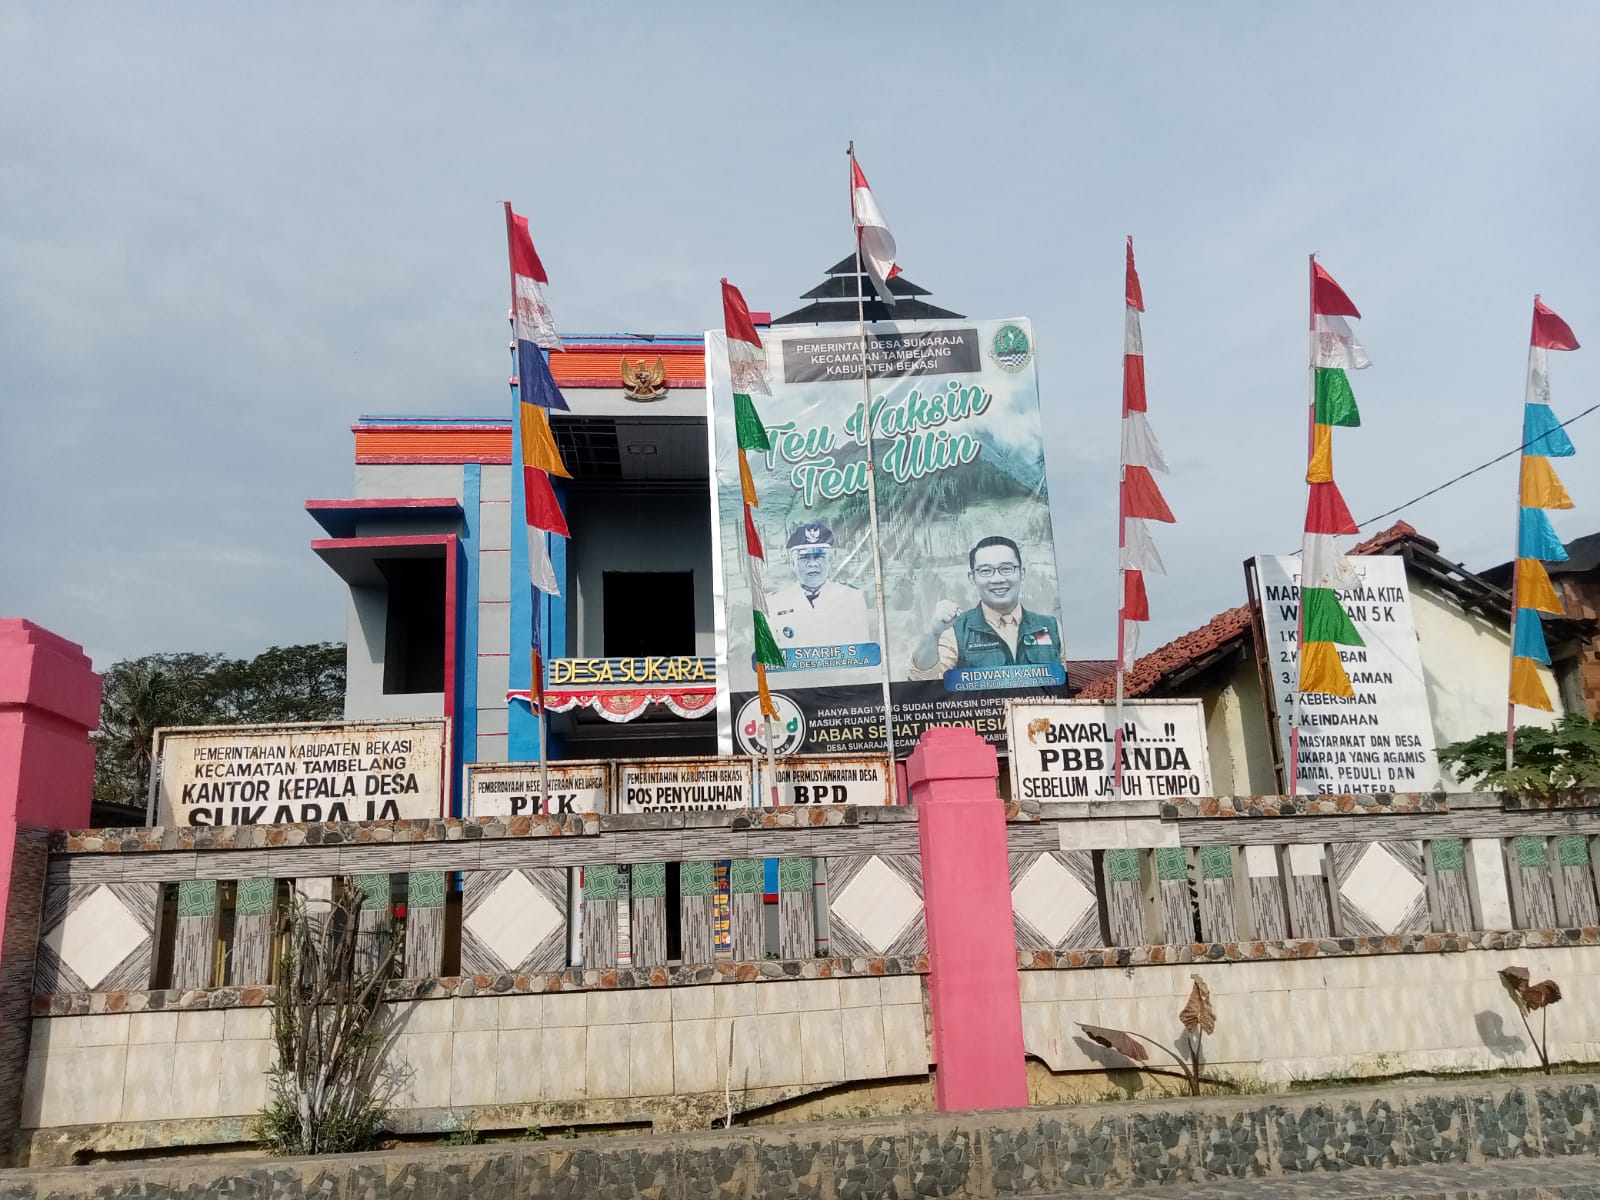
[1006,793,1600,955]
[33,791,1600,1002]
[35,807,922,998]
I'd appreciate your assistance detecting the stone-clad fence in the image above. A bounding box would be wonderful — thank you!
[14,782,1600,1163]
[6,621,1600,1166]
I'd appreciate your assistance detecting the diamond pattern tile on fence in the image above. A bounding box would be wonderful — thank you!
[460,868,567,974]
[35,881,158,994]
[826,853,925,958]
[1333,840,1427,935]
[1011,851,1100,950]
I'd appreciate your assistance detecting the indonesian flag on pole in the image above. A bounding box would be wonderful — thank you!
[1311,263,1370,370]
[722,278,771,396]
[851,157,900,305]
[506,205,562,350]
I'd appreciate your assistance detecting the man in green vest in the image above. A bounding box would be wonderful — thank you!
[911,536,1062,673]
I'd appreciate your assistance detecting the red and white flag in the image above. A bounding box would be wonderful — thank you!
[507,206,562,350]
[851,157,901,305]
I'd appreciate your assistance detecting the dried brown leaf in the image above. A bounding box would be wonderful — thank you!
[1179,975,1216,1035]
[1524,980,1563,1010]
[1078,1023,1150,1062]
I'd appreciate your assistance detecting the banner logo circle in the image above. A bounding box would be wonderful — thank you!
[736,693,806,756]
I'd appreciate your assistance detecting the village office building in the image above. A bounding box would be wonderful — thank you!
[306,261,981,802]
[306,264,1600,806]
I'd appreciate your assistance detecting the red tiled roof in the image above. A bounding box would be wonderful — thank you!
[1075,521,1431,701]
[1065,660,1116,690]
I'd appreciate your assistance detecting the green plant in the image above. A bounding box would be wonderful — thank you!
[1439,714,1600,797]
[522,1125,546,1141]
[1499,964,1564,1075]
[444,1115,482,1147]
[1079,975,1216,1096]
[255,884,400,1156]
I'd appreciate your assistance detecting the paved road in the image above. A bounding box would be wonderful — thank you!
[1055,1157,1600,1198]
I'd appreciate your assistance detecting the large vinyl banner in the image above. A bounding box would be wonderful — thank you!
[708,318,1067,757]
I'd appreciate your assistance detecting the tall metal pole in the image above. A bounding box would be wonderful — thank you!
[763,709,779,806]
[848,141,898,768]
[1113,304,1129,798]
[503,201,552,813]
[539,587,550,812]
[1289,254,1316,795]
[1506,306,1537,773]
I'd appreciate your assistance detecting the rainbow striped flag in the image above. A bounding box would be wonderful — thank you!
[1508,298,1580,712]
[1298,261,1368,697]
[722,279,781,718]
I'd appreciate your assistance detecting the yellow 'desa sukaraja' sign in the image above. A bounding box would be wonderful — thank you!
[546,657,714,685]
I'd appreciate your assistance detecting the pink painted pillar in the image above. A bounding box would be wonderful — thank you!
[908,726,1028,1112]
[0,621,100,1145]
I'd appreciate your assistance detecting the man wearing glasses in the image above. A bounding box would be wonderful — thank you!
[768,522,872,650]
[912,536,1062,672]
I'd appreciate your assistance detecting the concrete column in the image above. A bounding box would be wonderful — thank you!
[0,621,101,1151]
[908,727,1027,1113]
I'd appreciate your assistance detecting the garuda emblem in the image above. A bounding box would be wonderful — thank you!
[620,356,668,400]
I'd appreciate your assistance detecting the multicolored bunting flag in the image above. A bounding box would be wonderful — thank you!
[724,279,780,718]
[850,155,900,305]
[1509,296,1580,713]
[1117,239,1174,681]
[1298,260,1369,698]
[503,204,574,709]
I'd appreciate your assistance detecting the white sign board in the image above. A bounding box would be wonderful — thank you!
[152,721,447,827]
[616,758,755,814]
[1253,554,1443,793]
[464,761,611,818]
[1006,699,1211,802]
[757,755,895,807]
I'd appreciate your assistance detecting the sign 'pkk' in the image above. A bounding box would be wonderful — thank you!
[503,204,574,716]
[1298,260,1369,700]
[1508,297,1580,718]
[723,279,780,719]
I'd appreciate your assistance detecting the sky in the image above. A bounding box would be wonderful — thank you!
[4,2,1599,672]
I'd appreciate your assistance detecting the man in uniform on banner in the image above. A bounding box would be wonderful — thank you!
[913,535,1062,672]
[768,522,872,650]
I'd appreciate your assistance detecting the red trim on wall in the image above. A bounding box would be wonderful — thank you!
[443,536,458,725]
[306,497,462,512]
[355,455,513,465]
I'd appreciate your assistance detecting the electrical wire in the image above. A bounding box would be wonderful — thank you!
[1355,401,1600,530]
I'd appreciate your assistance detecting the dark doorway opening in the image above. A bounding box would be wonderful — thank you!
[665,862,682,962]
[603,571,695,657]
[380,556,446,694]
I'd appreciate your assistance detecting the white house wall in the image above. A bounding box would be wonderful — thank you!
[1411,579,1563,768]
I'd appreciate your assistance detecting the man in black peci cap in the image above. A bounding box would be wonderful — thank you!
[767,522,872,650]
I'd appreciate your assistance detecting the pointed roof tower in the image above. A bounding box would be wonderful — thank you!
[772,255,964,325]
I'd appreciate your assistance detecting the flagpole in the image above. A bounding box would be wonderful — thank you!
[1506,303,1536,773]
[764,709,779,806]
[1113,245,1129,798]
[504,200,553,813]
[848,141,898,770]
[1290,253,1316,795]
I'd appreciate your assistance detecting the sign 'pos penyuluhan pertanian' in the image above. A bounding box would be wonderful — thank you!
[150,720,447,827]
